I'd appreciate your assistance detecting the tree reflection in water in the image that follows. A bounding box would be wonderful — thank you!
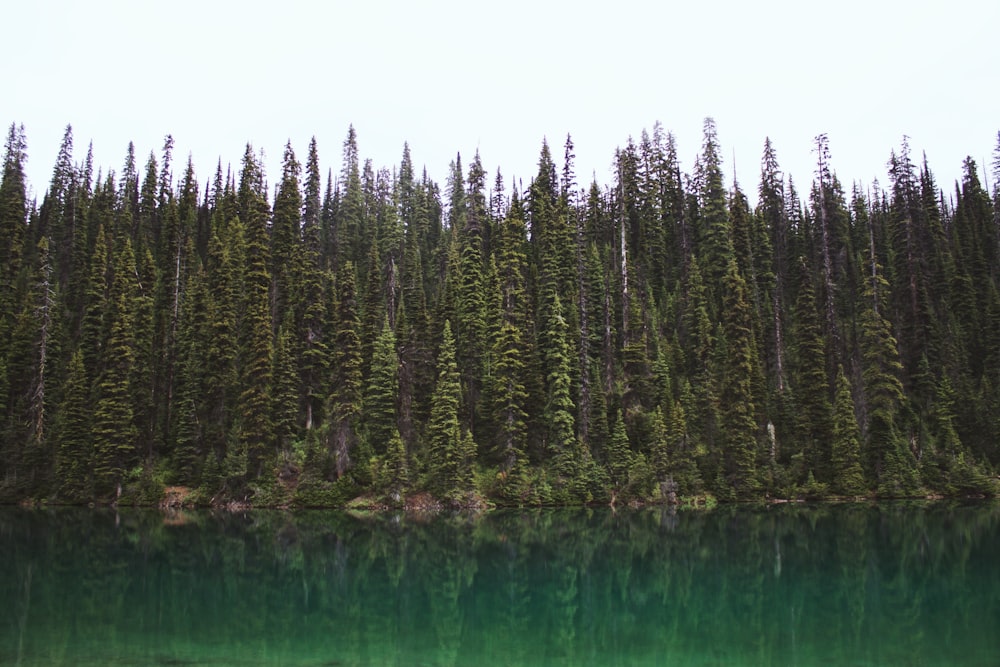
[1,502,998,666]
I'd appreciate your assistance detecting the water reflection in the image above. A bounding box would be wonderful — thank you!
[2,502,998,666]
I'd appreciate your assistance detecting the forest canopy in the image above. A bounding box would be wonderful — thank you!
[1,119,998,507]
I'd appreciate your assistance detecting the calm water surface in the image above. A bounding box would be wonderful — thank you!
[2,502,998,666]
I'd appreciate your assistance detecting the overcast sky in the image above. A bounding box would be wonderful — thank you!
[6,0,999,205]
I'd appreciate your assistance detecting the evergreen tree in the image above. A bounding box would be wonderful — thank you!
[131,243,156,460]
[91,240,139,497]
[830,364,866,495]
[272,316,300,456]
[695,117,733,302]
[398,212,433,448]
[382,427,409,503]
[79,223,109,382]
[488,192,530,472]
[202,208,243,465]
[54,349,91,500]
[717,257,759,497]
[665,398,701,496]
[542,291,579,479]
[329,261,363,477]
[790,256,832,482]
[648,406,672,500]
[680,256,716,453]
[455,152,489,438]
[859,258,918,495]
[427,321,473,498]
[170,263,209,486]
[364,318,399,455]
[297,233,330,432]
[237,145,274,480]
[0,124,28,343]
[810,134,849,355]
[270,141,303,330]
[337,125,366,269]
[759,137,790,394]
[605,410,633,497]
[360,237,385,377]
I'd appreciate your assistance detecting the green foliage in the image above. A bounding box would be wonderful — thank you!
[717,258,759,497]
[54,350,92,501]
[329,261,363,477]
[378,427,409,503]
[237,146,275,479]
[3,121,999,507]
[426,321,476,500]
[363,319,399,455]
[605,411,633,493]
[487,194,529,473]
[91,238,140,498]
[790,256,832,482]
[859,261,916,495]
[830,366,866,495]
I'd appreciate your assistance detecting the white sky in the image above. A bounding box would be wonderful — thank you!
[6,0,999,205]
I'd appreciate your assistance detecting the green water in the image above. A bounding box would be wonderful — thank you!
[2,503,998,666]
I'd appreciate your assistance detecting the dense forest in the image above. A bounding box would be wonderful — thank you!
[1,119,998,507]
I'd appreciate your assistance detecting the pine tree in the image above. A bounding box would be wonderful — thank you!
[621,283,652,418]
[427,321,472,498]
[0,126,29,484]
[202,208,243,465]
[270,141,303,330]
[337,125,366,269]
[364,318,399,455]
[54,349,91,500]
[91,240,139,498]
[1,232,65,493]
[759,137,790,394]
[0,124,28,341]
[272,316,300,456]
[131,243,156,461]
[237,145,274,480]
[150,154,190,460]
[534,139,576,308]
[717,257,759,497]
[830,365,866,495]
[886,139,933,383]
[680,256,716,452]
[397,217,433,449]
[859,257,918,495]
[587,359,611,462]
[665,398,701,496]
[382,427,409,503]
[79,221,109,387]
[360,237,385,378]
[791,256,832,482]
[542,291,579,478]
[455,152,489,438]
[297,148,330,433]
[648,406,672,500]
[170,263,209,486]
[488,192,530,472]
[329,261,363,477]
[695,118,733,302]
[810,134,848,355]
[38,125,78,299]
[606,410,633,497]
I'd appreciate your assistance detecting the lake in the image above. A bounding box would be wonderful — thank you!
[2,502,998,666]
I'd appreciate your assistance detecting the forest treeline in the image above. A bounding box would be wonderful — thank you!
[1,119,998,507]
